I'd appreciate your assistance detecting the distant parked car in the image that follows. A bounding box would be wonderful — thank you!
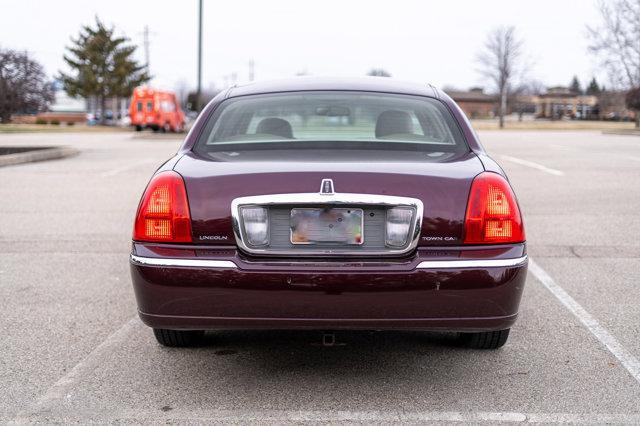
[129,86,185,132]
[130,77,528,349]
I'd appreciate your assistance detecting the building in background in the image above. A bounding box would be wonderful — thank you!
[36,80,87,124]
[534,87,598,119]
[445,88,496,118]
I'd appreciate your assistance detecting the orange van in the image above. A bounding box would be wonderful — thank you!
[130,86,185,132]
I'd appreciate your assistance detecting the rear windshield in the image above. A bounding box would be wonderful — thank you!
[194,91,468,161]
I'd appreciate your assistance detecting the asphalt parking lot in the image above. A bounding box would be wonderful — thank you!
[1,130,640,424]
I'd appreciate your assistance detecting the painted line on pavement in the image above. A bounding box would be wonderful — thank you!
[13,316,142,422]
[529,258,640,385]
[500,155,565,176]
[17,408,640,424]
[100,159,156,177]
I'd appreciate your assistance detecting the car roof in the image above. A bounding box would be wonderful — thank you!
[226,76,439,98]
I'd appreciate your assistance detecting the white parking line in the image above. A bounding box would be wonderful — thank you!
[529,259,640,385]
[100,159,156,177]
[13,316,142,422]
[500,155,565,176]
[18,408,640,424]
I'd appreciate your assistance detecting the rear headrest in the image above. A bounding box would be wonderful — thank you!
[256,117,293,139]
[375,110,413,138]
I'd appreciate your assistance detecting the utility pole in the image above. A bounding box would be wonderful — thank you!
[248,59,255,81]
[142,25,151,73]
[196,0,203,111]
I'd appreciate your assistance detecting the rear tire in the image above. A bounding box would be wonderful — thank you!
[135,125,143,132]
[460,329,510,349]
[153,328,204,347]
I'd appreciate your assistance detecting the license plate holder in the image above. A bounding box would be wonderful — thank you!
[290,208,364,245]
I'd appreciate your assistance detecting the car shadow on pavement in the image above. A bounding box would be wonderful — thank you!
[141,329,497,408]
[182,329,481,375]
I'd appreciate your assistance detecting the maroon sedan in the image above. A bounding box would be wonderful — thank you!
[130,77,527,349]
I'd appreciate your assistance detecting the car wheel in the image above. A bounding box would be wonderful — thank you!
[460,329,510,349]
[135,125,143,132]
[153,328,204,347]
[161,123,170,133]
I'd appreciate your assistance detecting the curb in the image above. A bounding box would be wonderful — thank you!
[0,146,80,167]
[130,133,184,140]
[602,130,640,137]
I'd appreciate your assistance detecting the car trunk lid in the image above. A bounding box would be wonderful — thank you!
[175,152,484,249]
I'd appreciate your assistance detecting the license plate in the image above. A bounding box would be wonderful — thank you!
[290,208,364,245]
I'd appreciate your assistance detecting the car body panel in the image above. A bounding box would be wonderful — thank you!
[176,151,484,247]
[131,243,526,331]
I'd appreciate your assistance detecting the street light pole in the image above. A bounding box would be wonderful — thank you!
[196,0,203,111]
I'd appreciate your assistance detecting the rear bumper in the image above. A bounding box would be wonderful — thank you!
[130,243,527,332]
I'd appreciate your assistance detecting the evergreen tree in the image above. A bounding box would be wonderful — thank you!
[59,17,150,124]
[586,77,601,96]
[569,76,582,94]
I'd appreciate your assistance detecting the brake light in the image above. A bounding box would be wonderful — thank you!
[133,171,192,242]
[464,172,525,244]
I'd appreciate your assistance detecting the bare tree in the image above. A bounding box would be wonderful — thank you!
[477,26,523,128]
[0,48,54,123]
[627,87,640,127]
[588,0,640,127]
[588,0,640,89]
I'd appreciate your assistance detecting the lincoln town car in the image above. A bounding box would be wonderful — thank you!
[130,77,527,349]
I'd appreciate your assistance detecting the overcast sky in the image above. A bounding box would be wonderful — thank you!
[1,0,605,93]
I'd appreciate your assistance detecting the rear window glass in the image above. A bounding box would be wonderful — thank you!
[194,91,468,160]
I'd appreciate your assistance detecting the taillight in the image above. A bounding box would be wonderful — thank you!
[464,172,525,244]
[133,171,192,242]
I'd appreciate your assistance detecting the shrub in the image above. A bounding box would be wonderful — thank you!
[35,118,47,125]
[67,122,75,126]
[50,119,60,125]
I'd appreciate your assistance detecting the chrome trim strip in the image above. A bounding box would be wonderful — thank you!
[130,254,237,269]
[416,255,528,269]
[231,192,424,257]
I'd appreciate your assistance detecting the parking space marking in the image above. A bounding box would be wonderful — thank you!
[14,316,142,421]
[100,159,156,177]
[19,408,640,424]
[529,259,640,384]
[500,155,565,176]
